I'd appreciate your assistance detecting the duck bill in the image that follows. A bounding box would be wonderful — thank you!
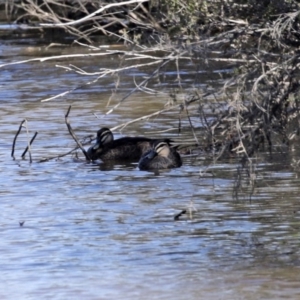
[92,142,100,150]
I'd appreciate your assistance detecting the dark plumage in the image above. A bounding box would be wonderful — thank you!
[138,141,182,170]
[87,128,171,162]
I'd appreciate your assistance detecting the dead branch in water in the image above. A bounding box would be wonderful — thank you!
[174,210,186,221]
[65,105,91,161]
[12,120,38,163]
[21,131,38,159]
[38,134,94,163]
[11,119,25,160]
[38,147,78,163]
[23,120,33,163]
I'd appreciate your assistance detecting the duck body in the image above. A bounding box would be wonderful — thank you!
[87,128,171,162]
[138,141,182,170]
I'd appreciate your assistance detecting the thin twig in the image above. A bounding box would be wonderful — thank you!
[42,59,163,102]
[40,0,149,27]
[11,119,25,159]
[174,210,186,221]
[103,92,203,131]
[65,106,91,161]
[21,132,38,159]
[106,57,172,115]
[110,106,178,131]
[23,119,33,163]
[38,134,95,162]
[38,147,78,163]
[0,52,111,69]
[184,100,199,145]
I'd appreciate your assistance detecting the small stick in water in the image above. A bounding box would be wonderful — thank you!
[174,209,187,221]
[38,147,78,163]
[12,119,25,159]
[65,105,91,161]
[38,134,93,163]
[23,119,33,163]
[21,131,38,159]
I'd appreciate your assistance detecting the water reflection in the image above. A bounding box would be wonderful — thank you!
[1,39,300,299]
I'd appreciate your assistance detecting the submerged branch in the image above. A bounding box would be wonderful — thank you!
[38,133,94,163]
[38,147,78,163]
[65,106,91,161]
[21,131,38,159]
[11,120,25,160]
[23,119,33,163]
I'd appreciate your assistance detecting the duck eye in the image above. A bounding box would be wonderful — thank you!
[156,143,166,153]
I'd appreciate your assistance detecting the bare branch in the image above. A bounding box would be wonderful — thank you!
[21,132,38,159]
[40,0,150,27]
[64,106,91,161]
[23,119,33,163]
[12,119,25,160]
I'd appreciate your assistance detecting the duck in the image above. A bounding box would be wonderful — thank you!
[138,140,182,170]
[87,127,172,162]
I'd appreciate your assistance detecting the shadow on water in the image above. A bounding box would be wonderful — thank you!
[1,33,300,299]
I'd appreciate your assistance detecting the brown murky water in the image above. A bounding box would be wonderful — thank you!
[1,30,300,300]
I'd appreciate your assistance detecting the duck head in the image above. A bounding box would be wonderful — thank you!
[92,127,114,150]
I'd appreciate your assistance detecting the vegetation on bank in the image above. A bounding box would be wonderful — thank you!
[3,0,300,191]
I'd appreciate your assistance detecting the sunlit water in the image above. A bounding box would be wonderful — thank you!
[1,32,300,300]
